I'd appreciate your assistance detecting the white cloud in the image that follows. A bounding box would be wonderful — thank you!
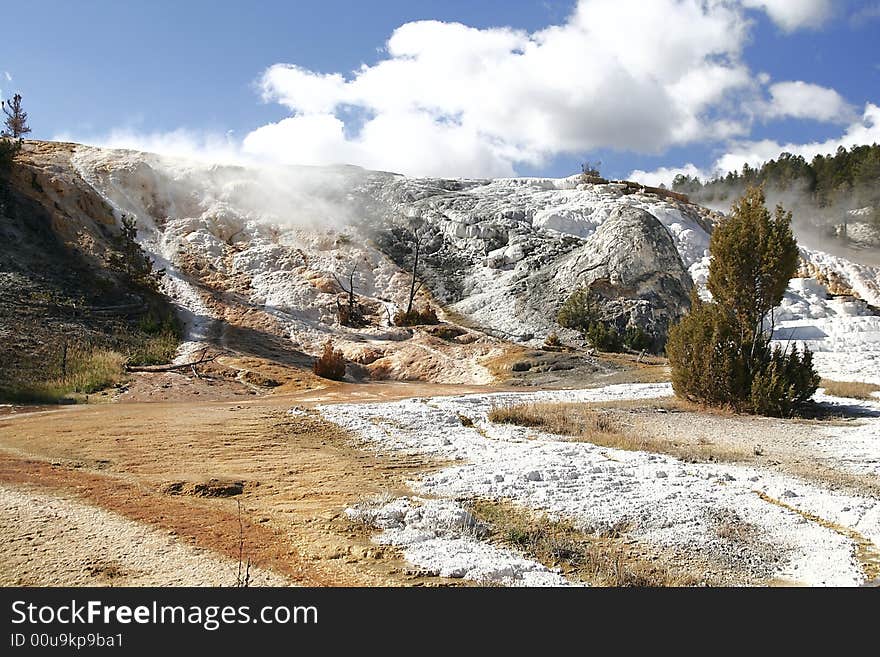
[3,72,11,82]
[629,163,708,187]
[53,128,243,165]
[629,103,880,186]
[741,0,833,31]
[243,0,759,177]
[257,65,348,114]
[65,0,866,180]
[715,103,880,173]
[763,81,856,123]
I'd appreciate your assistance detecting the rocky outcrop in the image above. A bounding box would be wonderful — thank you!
[8,141,724,383]
[370,177,707,345]
[554,206,693,343]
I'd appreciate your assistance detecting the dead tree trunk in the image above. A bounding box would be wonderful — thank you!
[125,350,216,373]
[332,263,365,327]
[405,230,427,316]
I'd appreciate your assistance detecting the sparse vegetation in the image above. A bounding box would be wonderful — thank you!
[667,187,819,416]
[557,286,624,352]
[556,286,599,332]
[555,287,652,353]
[489,402,618,436]
[332,262,368,328]
[2,93,31,140]
[0,295,181,403]
[580,160,605,183]
[127,328,180,366]
[585,321,622,352]
[0,137,19,172]
[0,342,126,403]
[398,221,432,319]
[487,400,750,463]
[393,305,438,326]
[471,500,708,586]
[623,325,652,352]
[458,413,475,427]
[107,214,165,292]
[544,331,561,348]
[821,379,880,401]
[312,339,346,380]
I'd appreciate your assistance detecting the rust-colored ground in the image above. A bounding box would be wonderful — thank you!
[0,379,492,586]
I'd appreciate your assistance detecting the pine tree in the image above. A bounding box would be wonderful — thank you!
[667,186,818,416]
[707,186,799,350]
[2,94,31,139]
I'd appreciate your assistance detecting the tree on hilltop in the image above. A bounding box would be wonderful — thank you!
[2,94,31,140]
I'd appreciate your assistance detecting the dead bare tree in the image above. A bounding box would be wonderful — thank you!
[235,499,251,587]
[404,224,431,316]
[332,261,367,327]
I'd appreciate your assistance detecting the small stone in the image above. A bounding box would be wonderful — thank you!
[656,470,668,478]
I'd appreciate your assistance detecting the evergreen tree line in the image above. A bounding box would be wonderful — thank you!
[671,144,880,218]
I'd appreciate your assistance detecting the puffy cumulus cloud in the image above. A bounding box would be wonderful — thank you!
[762,81,856,123]
[257,65,348,114]
[54,127,244,164]
[243,0,762,177]
[67,0,858,180]
[714,103,880,172]
[629,103,880,185]
[629,163,708,187]
[741,0,833,31]
[242,111,521,178]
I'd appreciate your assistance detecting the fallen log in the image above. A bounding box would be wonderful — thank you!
[125,351,216,373]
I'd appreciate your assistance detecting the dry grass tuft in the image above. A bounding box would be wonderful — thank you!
[488,402,618,436]
[313,340,346,380]
[0,346,126,403]
[127,330,179,366]
[821,379,880,401]
[471,500,709,587]
[487,401,750,463]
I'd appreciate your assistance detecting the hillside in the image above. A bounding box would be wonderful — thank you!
[3,140,880,588]
[0,142,181,400]
[2,141,880,397]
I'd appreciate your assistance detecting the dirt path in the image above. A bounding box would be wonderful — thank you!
[1,484,289,586]
[0,381,497,587]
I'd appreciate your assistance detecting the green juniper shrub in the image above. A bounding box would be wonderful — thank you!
[749,346,820,417]
[667,186,818,416]
[557,287,599,332]
[623,326,652,352]
[585,321,622,352]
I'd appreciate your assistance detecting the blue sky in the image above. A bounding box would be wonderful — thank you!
[3,0,879,181]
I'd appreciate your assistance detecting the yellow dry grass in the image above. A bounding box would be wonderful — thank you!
[821,379,880,401]
[471,500,714,587]
[487,401,750,463]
